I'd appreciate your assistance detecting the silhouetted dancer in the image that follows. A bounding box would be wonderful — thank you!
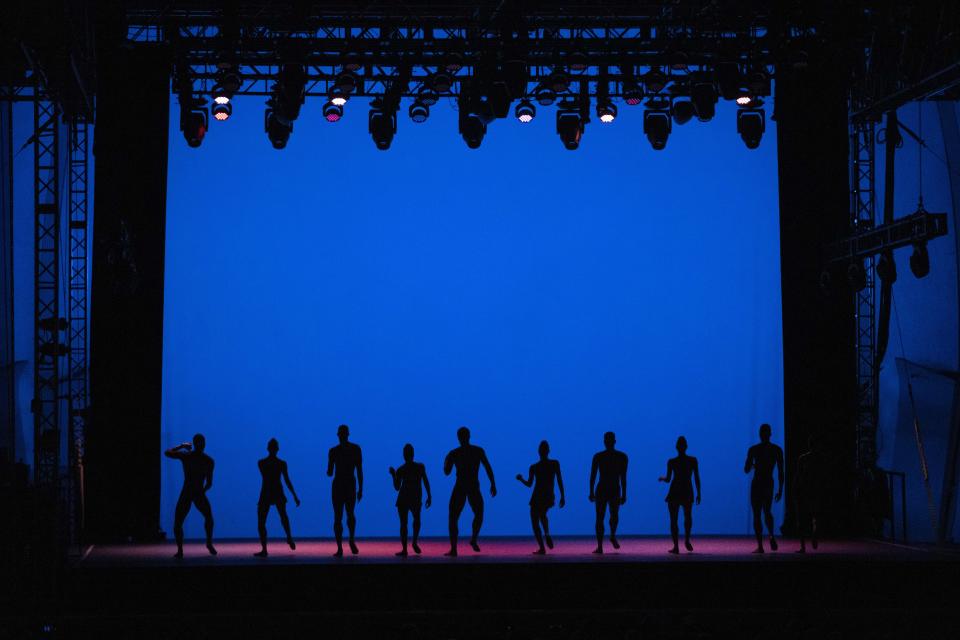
[164,434,216,558]
[327,424,363,556]
[254,438,301,557]
[658,436,701,554]
[389,444,432,557]
[795,436,825,553]
[744,423,784,553]
[443,426,496,556]
[516,440,565,554]
[589,431,628,554]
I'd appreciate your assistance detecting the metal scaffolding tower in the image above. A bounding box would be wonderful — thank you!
[32,91,62,491]
[67,117,89,542]
[850,118,878,470]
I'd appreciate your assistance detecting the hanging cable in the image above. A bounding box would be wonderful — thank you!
[891,291,939,536]
[917,102,924,210]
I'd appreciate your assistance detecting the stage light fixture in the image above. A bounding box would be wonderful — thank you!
[691,80,718,121]
[181,109,207,147]
[459,113,486,149]
[644,67,667,94]
[643,110,671,150]
[323,100,343,122]
[212,102,232,121]
[672,100,695,125]
[369,107,397,150]
[747,68,771,96]
[212,70,241,105]
[333,71,358,96]
[736,93,753,106]
[431,71,453,93]
[847,260,867,292]
[556,109,584,150]
[670,52,689,71]
[568,51,588,73]
[910,243,930,278]
[342,55,363,72]
[876,251,897,283]
[535,85,556,106]
[736,109,765,149]
[444,54,463,74]
[409,100,429,123]
[623,81,643,106]
[548,69,570,93]
[515,100,536,123]
[596,100,617,123]
[264,109,291,149]
[418,85,439,106]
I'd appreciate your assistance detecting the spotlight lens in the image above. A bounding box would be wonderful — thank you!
[736,95,752,106]
[600,113,615,123]
[212,103,231,121]
[214,95,230,105]
[625,95,643,106]
[323,101,343,122]
[331,96,348,106]
[515,100,536,123]
[409,102,429,123]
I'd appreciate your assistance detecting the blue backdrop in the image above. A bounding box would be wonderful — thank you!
[161,95,784,539]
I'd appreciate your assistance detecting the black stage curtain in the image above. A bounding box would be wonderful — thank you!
[87,41,170,542]
[775,46,858,534]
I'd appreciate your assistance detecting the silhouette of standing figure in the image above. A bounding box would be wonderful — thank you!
[443,426,496,556]
[795,436,824,553]
[658,436,701,554]
[164,434,216,558]
[516,440,565,555]
[389,444,432,557]
[744,423,784,553]
[254,438,301,557]
[327,424,363,556]
[589,431,628,554]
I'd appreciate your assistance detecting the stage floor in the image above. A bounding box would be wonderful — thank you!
[25,536,960,638]
[77,535,949,567]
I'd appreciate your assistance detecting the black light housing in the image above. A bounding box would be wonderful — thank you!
[368,107,397,150]
[643,110,671,150]
[847,260,867,292]
[623,81,643,106]
[418,85,439,106]
[877,251,897,283]
[409,100,429,123]
[556,109,584,150]
[691,80,718,122]
[431,71,453,93]
[644,67,667,94]
[181,109,207,147]
[548,68,570,93]
[910,243,930,278]
[264,109,291,149]
[737,109,765,149]
[535,84,556,106]
[459,112,486,149]
[672,100,695,125]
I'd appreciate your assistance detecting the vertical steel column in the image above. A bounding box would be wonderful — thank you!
[851,119,878,469]
[67,117,89,542]
[33,93,62,489]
